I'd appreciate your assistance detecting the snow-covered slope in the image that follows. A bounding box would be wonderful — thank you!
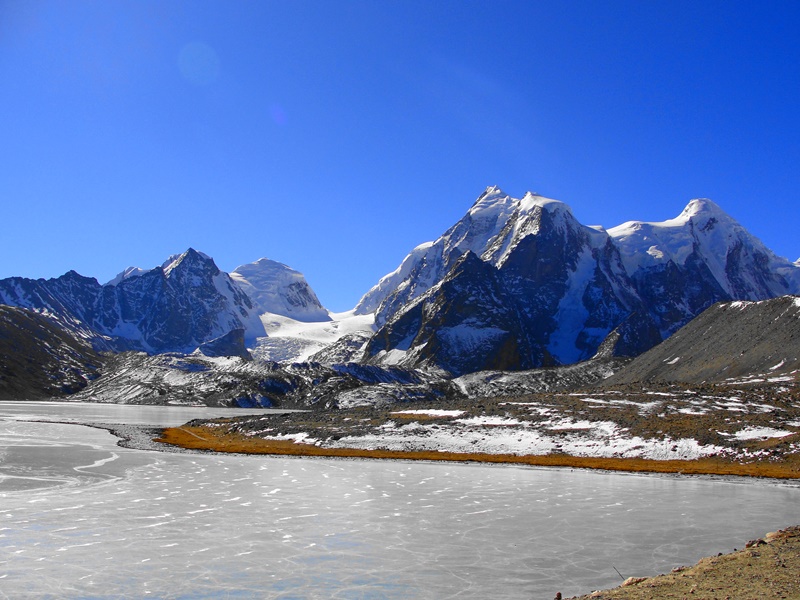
[252,310,375,363]
[105,266,149,286]
[231,258,330,322]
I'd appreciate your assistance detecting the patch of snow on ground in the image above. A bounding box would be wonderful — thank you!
[733,427,794,440]
[324,421,723,460]
[728,301,751,310]
[770,359,786,371]
[392,410,465,417]
[677,408,708,415]
[547,419,596,430]
[665,356,680,365]
[456,416,524,426]
[715,400,747,412]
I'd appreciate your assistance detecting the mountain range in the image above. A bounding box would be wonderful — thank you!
[1,186,799,384]
[360,187,800,374]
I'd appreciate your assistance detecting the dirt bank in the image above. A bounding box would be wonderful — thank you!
[568,526,800,599]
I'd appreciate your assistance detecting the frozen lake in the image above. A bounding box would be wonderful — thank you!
[1,403,798,598]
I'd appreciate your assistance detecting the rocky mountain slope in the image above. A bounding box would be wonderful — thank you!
[0,305,102,399]
[0,249,265,354]
[359,187,800,375]
[68,352,455,409]
[605,295,800,385]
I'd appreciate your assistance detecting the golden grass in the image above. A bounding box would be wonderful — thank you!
[156,426,800,479]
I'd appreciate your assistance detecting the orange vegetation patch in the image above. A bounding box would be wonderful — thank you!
[155,426,800,479]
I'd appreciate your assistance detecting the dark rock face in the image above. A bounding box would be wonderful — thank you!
[0,249,263,354]
[605,295,800,384]
[0,306,103,399]
[625,251,730,338]
[308,332,372,365]
[593,311,663,359]
[365,252,543,375]
[198,329,252,360]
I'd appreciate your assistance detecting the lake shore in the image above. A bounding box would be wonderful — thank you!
[151,381,800,479]
[155,423,800,479]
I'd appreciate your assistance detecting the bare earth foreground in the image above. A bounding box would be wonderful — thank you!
[153,381,800,598]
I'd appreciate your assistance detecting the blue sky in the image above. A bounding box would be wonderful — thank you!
[2,0,799,311]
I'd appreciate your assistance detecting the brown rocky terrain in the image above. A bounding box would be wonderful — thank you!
[568,526,800,599]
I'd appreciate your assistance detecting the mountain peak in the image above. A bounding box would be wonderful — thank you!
[519,191,572,215]
[678,198,728,221]
[162,248,216,277]
[230,258,329,322]
[106,266,148,286]
[468,186,514,217]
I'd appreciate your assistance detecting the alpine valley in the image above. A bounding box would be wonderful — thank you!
[2,186,800,415]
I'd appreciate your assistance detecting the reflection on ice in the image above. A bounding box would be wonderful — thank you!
[0,414,798,598]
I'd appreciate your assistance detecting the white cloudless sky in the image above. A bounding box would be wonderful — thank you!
[2,0,799,310]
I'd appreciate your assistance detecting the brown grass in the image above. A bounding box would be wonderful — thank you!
[156,426,800,479]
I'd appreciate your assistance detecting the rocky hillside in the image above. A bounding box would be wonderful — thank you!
[0,306,103,399]
[605,295,800,384]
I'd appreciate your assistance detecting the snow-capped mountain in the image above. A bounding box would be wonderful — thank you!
[608,198,800,337]
[230,258,329,322]
[359,187,800,375]
[0,249,265,354]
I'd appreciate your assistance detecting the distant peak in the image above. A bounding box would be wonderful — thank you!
[519,191,572,214]
[679,198,726,219]
[162,248,216,276]
[253,257,291,269]
[105,266,148,286]
[467,186,515,217]
[482,184,506,196]
[232,258,299,277]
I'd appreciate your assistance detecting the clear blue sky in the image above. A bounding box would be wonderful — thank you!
[2,0,799,311]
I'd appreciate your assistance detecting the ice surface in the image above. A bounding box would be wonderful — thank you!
[1,408,799,599]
